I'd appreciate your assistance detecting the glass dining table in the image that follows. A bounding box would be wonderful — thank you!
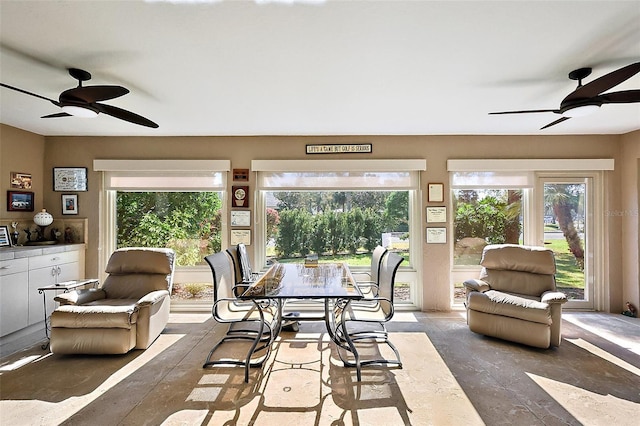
[240,262,366,380]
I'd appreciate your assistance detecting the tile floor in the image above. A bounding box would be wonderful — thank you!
[0,310,638,425]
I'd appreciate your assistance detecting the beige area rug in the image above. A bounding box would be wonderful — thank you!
[169,331,484,426]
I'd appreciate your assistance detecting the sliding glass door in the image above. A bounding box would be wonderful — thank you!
[539,177,594,310]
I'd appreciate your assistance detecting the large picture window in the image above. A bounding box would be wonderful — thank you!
[448,159,612,310]
[95,159,229,305]
[253,159,425,307]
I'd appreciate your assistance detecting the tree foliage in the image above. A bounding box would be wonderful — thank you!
[271,191,400,258]
[116,192,222,266]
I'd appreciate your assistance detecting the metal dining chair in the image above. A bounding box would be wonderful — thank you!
[334,251,405,379]
[354,245,388,297]
[226,244,261,295]
[203,251,277,382]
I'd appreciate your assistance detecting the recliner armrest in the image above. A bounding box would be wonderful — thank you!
[463,279,491,293]
[136,290,170,307]
[54,288,106,305]
[541,291,568,304]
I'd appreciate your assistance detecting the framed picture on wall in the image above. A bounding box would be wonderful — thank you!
[53,167,88,191]
[61,194,79,215]
[10,172,32,189]
[7,191,35,212]
[428,183,444,203]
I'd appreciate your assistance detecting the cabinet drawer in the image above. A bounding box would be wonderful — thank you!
[29,250,80,269]
[0,258,29,276]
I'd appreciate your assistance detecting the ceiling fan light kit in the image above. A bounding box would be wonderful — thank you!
[61,105,99,118]
[490,61,640,129]
[0,68,158,128]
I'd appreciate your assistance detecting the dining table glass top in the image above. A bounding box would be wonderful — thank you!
[240,262,363,299]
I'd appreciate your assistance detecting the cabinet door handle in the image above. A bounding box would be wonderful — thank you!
[0,265,11,270]
[51,257,61,262]
[51,268,57,277]
[57,266,62,275]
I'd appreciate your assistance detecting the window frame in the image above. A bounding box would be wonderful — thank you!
[94,160,230,287]
[448,159,612,310]
[252,159,426,309]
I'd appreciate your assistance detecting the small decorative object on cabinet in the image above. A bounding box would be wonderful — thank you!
[0,225,11,247]
[27,209,57,245]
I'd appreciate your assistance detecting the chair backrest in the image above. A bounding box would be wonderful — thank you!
[377,251,404,314]
[102,247,176,299]
[237,243,254,282]
[226,243,254,283]
[225,245,243,284]
[204,251,235,302]
[479,244,556,296]
[370,245,388,283]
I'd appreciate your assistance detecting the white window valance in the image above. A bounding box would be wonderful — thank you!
[252,159,426,190]
[93,159,230,191]
[447,159,614,172]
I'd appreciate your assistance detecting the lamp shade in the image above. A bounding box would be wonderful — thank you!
[34,209,54,227]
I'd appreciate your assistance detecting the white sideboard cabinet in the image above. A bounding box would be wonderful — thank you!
[0,257,29,336]
[0,244,85,337]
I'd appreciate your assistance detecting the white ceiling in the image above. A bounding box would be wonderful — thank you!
[1,0,639,137]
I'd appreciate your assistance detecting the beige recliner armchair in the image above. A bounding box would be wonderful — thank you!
[464,244,567,349]
[50,247,176,354]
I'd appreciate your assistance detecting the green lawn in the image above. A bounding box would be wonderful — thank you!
[544,237,584,289]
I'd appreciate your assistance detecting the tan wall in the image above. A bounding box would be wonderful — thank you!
[620,130,640,312]
[0,125,45,219]
[2,124,633,311]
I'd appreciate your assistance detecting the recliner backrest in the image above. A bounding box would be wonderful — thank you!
[479,244,556,296]
[102,247,175,299]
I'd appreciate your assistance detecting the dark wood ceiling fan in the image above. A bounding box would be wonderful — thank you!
[490,61,640,129]
[0,68,158,128]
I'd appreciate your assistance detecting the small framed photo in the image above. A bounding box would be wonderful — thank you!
[53,167,88,191]
[428,183,444,203]
[7,191,34,212]
[10,172,32,189]
[61,194,78,215]
[0,225,12,247]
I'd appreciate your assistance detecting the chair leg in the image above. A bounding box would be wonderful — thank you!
[203,321,273,383]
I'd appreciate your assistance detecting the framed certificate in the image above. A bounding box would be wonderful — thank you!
[231,210,251,227]
[428,183,444,203]
[53,167,88,191]
[230,229,251,246]
[426,227,447,244]
[426,206,447,223]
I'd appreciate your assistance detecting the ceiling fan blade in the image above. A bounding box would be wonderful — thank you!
[489,109,559,115]
[94,103,159,128]
[564,62,640,102]
[597,90,640,104]
[41,112,72,118]
[61,85,129,103]
[540,116,571,130]
[1,82,60,106]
